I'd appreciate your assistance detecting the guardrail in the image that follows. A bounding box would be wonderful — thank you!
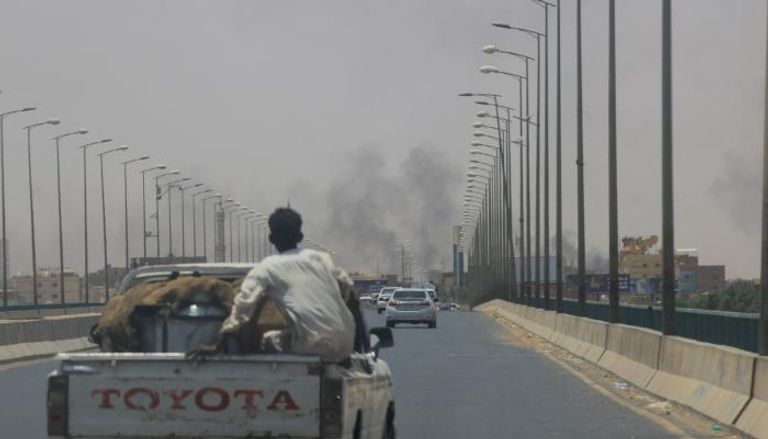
[526,297,759,353]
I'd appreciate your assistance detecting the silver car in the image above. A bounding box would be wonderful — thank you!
[385,288,437,328]
[376,287,398,314]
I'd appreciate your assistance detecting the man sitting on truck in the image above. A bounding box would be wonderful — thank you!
[219,207,356,361]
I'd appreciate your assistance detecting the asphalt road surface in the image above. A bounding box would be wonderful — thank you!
[367,308,674,438]
[0,310,674,438]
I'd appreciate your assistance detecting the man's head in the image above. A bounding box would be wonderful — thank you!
[268,207,303,253]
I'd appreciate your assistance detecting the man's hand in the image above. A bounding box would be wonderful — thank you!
[185,342,221,362]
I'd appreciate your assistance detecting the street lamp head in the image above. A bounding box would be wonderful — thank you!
[482,45,498,54]
[477,111,490,117]
[470,141,482,147]
[479,65,500,74]
[474,101,491,106]
[47,118,61,126]
[472,131,486,137]
[170,170,181,175]
[472,122,484,128]
[492,22,512,29]
[76,128,88,134]
[458,93,474,97]
[117,145,128,151]
[100,138,113,143]
[139,155,150,160]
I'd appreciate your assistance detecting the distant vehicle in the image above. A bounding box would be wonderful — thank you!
[48,263,397,439]
[425,289,439,311]
[450,303,461,311]
[359,296,376,306]
[385,288,437,329]
[376,287,398,314]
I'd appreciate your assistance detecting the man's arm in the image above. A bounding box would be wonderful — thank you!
[221,271,268,334]
[333,267,354,303]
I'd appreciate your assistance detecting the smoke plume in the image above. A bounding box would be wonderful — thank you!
[318,143,462,275]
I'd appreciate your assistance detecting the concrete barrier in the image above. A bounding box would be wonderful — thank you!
[577,318,609,363]
[736,356,768,438]
[597,324,661,388]
[647,336,756,425]
[0,314,98,364]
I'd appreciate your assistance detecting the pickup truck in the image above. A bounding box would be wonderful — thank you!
[46,263,397,439]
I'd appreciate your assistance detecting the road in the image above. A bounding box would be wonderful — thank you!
[0,310,674,438]
[367,309,674,438]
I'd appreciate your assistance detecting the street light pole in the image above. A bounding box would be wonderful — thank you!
[23,118,60,306]
[0,107,36,306]
[79,138,113,303]
[761,0,768,355]
[661,0,675,334]
[178,182,202,258]
[154,170,180,258]
[608,0,620,323]
[52,129,88,305]
[121,156,149,270]
[165,177,191,257]
[576,0,587,316]
[98,145,128,301]
[492,23,544,304]
[139,165,167,259]
[190,188,212,258]
[539,1,552,310]
[201,193,221,261]
[554,0,563,312]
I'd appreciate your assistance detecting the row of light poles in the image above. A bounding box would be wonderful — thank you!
[459,1,687,342]
[0,93,278,308]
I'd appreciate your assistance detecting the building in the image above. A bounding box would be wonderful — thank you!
[688,264,726,292]
[88,266,129,289]
[10,268,82,304]
[618,236,725,293]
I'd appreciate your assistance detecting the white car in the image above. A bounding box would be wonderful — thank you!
[385,288,437,329]
[376,287,398,314]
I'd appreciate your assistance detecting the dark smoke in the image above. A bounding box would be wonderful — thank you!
[320,144,462,274]
[710,152,761,236]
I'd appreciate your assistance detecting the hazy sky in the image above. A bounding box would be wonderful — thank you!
[0,0,765,278]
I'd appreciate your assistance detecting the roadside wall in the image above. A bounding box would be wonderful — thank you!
[647,336,755,425]
[735,356,768,438]
[478,300,768,439]
[0,314,98,363]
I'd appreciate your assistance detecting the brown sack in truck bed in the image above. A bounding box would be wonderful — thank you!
[94,277,237,352]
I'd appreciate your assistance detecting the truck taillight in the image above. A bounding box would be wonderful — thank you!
[321,377,343,437]
[47,373,69,436]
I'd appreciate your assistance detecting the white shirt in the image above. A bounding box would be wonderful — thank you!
[221,248,355,361]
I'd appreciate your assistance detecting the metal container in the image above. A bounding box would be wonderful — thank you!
[132,304,227,353]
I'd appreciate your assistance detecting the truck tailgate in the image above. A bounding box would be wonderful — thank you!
[58,353,322,438]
